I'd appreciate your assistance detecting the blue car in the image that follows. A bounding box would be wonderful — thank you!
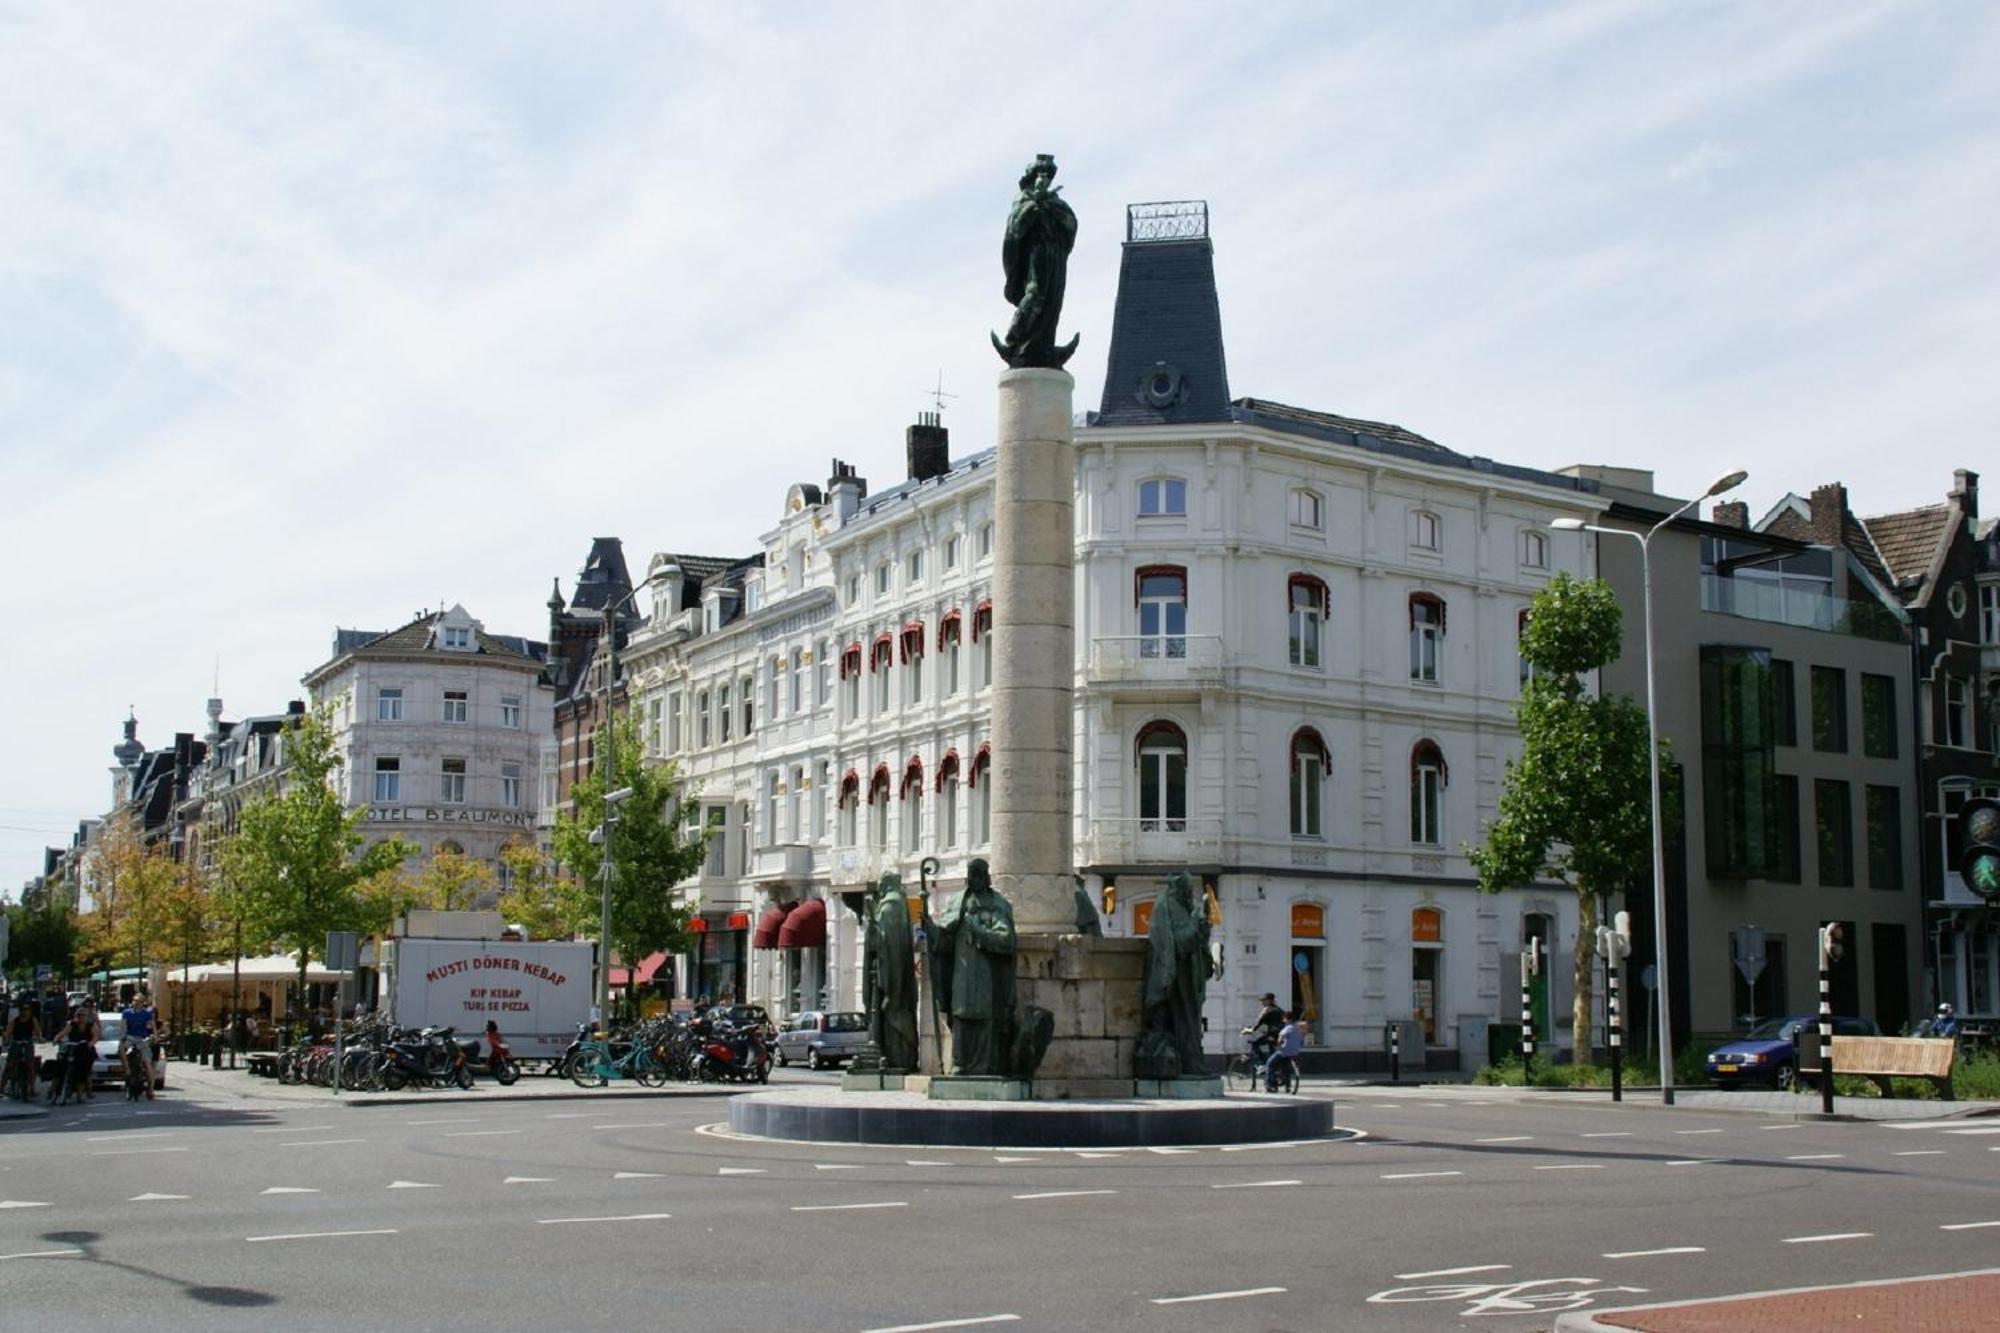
[1706,1014,1877,1090]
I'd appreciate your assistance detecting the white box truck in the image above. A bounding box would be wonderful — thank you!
[383,937,594,1061]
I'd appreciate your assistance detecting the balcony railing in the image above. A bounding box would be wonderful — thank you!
[1087,635,1228,687]
[750,843,816,882]
[1700,574,1904,642]
[827,847,895,887]
[1078,817,1224,866]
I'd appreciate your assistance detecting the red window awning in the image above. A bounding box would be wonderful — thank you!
[900,620,926,662]
[938,609,963,649]
[839,642,863,680]
[752,903,793,950]
[901,755,925,798]
[870,632,894,671]
[968,740,992,786]
[1287,572,1329,613]
[971,599,993,642]
[935,747,961,791]
[777,897,827,949]
[867,763,892,803]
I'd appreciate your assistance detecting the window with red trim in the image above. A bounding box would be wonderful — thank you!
[900,756,925,799]
[970,600,993,641]
[1136,720,1188,831]
[1410,593,1445,683]
[838,641,863,680]
[934,748,961,792]
[1411,739,1447,846]
[1288,574,1327,669]
[836,769,861,808]
[1136,566,1188,660]
[867,763,892,804]
[937,610,963,650]
[869,634,894,672]
[967,741,991,786]
[1290,726,1329,838]
[899,621,926,662]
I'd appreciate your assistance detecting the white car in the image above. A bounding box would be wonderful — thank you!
[90,1013,165,1091]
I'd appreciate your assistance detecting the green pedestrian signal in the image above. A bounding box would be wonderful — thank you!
[1958,798,2000,901]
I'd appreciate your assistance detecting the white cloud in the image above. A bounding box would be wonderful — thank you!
[3,1,1996,884]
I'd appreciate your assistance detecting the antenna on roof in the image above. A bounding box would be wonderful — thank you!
[924,370,957,417]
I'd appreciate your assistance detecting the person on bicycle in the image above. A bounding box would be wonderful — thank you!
[6,1001,41,1100]
[1267,1010,1305,1092]
[1244,992,1284,1073]
[120,991,158,1100]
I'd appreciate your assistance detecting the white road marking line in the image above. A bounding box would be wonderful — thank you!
[1212,1180,1301,1189]
[1784,1154,1845,1161]
[1012,1189,1116,1200]
[0,1249,82,1261]
[545,1112,592,1119]
[1145,1147,1196,1155]
[1894,1150,1947,1157]
[904,1161,948,1168]
[87,1132,173,1142]
[860,1316,1021,1333]
[444,1130,520,1138]
[813,1163,864,1171]
[1395,1264,1510,1280]
[128,1193,189,1201]
[1941,1127,2000,1136]
[1940,1221,2000,1231]
[613,1172,663,1179]
[1604,1247,1706,1259]
[593,1123,671,1130]
[260,1187,318,1195]
[503,1177,551,1184]
[1218,1140,1314,1152]
[1884,1119,1982,1130]
[254,1125,330,1133]
[1151,1286,1288,1305]
[1664,1159,1718,1166]
[1581,1132,1633,1138]
[247,1229,397,1243]
[408,1118,482,1126]
[0,1201,51,1209]
[718,1167,765,1175]
[1074,1151,1125,1158]
[1535,1164,1605,1171]
[1674,1129,1724,1135]
[386,1181,438,1190]
[92,1147,189,1156]
[1757,1123,1803,1130]
[538,1213,672,1225]
[282,1139,365,1148]
[792,1201,909,1212]
[1475,1136,1532,1143]
[1381,1171,1462,1180]
[1782,1232,1873,1244]
[992,1156,1034,1164]
[1422,1102,1448,1107]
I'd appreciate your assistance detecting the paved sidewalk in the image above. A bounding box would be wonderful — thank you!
[1328,1079,2000,1121]
[1555,1269,2000,1331]
[159,1055,825,1107]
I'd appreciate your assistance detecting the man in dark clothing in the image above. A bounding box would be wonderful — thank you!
[1246,992,1285,1077]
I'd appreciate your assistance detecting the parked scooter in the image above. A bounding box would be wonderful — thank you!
[482,1021,519,1086]
[552,1020,594,1081]
[691,1020,771,1084]
[379,1025,473,1091]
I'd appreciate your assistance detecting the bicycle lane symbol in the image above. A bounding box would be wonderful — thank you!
[1367,1278,1649,1318]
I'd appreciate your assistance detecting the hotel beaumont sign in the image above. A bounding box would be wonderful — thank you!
[366,806,533,828]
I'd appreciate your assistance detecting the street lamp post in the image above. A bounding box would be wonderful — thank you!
[1554,468,1746,1106]
[589,569,665,1027]
[593,789,632,1025]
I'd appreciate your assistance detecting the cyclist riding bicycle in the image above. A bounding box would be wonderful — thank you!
[1242,991,1284,1068]
[1266,1009,1306,1092]
[120,992,157,1101]
[6,1001,42,1100]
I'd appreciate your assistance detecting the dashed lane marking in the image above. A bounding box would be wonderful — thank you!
[247,1229,397,1243]
[1581,1132,1633,1139]
[613,1172,663,1180]
[1664,1159,1720,1167]
[503,1177,552,1184]
[538,1213,672,1225]
[1757,1124,1804,1131]
[444,1130,520,1138]
[1012,1189,1116,1200]
[92,1147,189,1156]
[386,1181,438,1189]
[1894,1151,1947,1157]
[0,1250,81,1261]
[1940,1221,2000,1231]
[1782,1233,1873,1244]
[903,1161,947,1168]
[792,1201,908,1213]
[1941,1127,2000,1136]
[814,1164,864,1171]
[1145,1147,1196,1155]
[0,1201,51,1209]
[1151,1287,1288,1305]
[1212,1180,1301,1189]
[407,1118,482,1126]
[718,1168,765,1175]
[254,1126,330,1133]
[1673,1129,1724,1135]
[1604,1247,1706,1259]
[1381,1171,1462,1180]
[86,1133,173,1142]
[128,1193,189,1201]
[1395,1265,1509,1280]
[859,1316,1020,1333]
[1535,1164,1605,1171]
[260,1187,318,1195]
[593,1123,671,1130]
[1784,1154,1846,1161]
[1475,1136,1533,1144]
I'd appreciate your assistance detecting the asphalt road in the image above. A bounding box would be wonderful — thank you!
[2,1077,1996,1332]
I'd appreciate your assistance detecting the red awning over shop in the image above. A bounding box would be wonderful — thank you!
[752,903,793,950]
[608,951,668,988]
[776,897,827,949]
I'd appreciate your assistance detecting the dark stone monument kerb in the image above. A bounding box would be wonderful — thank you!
[728,1090,1333,1149]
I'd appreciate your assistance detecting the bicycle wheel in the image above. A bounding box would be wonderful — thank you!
[633,1047,670,1089]
[1224,1056,1253,1093]
[570,1046,606,1089]
[1276,1059,1300,1095]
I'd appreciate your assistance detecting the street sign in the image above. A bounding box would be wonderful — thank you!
[1731,926,1767,986]
[324,931,360,973]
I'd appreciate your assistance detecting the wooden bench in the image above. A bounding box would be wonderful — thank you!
[244,1052,281,1079]
[1798,1034,1956,1100]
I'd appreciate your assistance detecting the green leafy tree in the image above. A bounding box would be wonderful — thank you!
[4,897,85,985]
[495,838,594,942]
[1471,573,1659,1058]
[549,717,703,1005]
[215,705,415,1013]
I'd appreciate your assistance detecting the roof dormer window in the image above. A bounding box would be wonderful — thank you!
[441,625,472,651]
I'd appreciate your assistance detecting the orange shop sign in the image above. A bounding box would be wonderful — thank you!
[1290,903,1324,939]
[1412,907,1442,944]
[1132,900,1155,937]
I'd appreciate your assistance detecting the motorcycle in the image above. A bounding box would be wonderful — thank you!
[552,1020,594,1080]
[691,1021,771,1084]
[482,1023,519,1086]
[378,1025,473,1091]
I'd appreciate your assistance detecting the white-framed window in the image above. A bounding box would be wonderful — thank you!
[1945,676,1972,747]
[704,806,727,878]
[903,781,923,853]
[972,755,992,844]
[766,771,781,845]
[440,757,467,804]
[1411,740,1446,846]
[377,687,404,722]
[1137,721,1188,832]
[741,674,755,735]
[1137,477,1188,517]
[871,639,892,713]
[845,574,861,607]
[869,771,890,848]
[1983,585,2000,645]
[875,563,891,596]
[1521,529,1548,569]
[697,690,712,747]
[442,689,468,724]
[719,684,733,743]
[442,625,472,650]
[667,692,683,753]
[1137,566,1188,659]
[769,657,783,721]
[977,523,994,561]
[814,761,831,840]
[788,766,804,844]
[647,697,662,755]
[373,756,400,802]
[941,771,959,848]
[816,639,833,707]
[945,534,961,569]
[1410,594,1445,683]
[974,606,994,689]
[1290,729,1327,838]
[1288,576,1325,669]
[944,632,961,695]
[500,694,522,729]
[838,772,859,846]
[1288,488,1323,530]
[905,646,923,707]
[907,549,924,584]
[790,649,805,715]
[1410,509,1441,552]
[501,762,522,809]
[844,658,862,719]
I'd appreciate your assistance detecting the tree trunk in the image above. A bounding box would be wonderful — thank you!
[1571,892,1597,1061]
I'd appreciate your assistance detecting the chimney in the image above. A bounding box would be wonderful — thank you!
[907,412,950,483]
[1712,501,1749,530]
[1952,468,1979,521]
[286,699,306,717]
[826,458,868,522]
[1808,483,1848,547]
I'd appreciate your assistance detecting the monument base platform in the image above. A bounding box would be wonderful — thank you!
[728,1087,1334,1148]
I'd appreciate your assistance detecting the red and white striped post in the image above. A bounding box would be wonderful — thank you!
[1817,924,1842,1115]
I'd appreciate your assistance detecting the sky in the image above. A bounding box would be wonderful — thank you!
[4,2,1998,891]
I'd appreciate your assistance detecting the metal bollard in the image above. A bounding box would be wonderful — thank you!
[1520,981,1535,1083]
[1608,962,1623,1103]
[1388,1021,1402,1085]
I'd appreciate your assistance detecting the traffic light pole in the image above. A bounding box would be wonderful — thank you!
[1520,947,1535,1082]
[1608,955,1623,1103]
[1818,925,1837,1116]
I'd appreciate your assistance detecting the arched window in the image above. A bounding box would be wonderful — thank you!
[1521,528,1548,570]
[1410,509,1441,552]
[866,763,892,804]
[1410,592,1446,683]
[1411,739,1448,846]
[1137,476,1188,517]
[901,621,925,706]
[870,633,894,713]
[969,742,992,845]
[935,748,962,848]
[838,641,864,680]
[837,769,860,846]
[1288,488,1323,530]
[1136,565,1188,659]
[900,757,925,852]
[1290,727,1330,838]
[972,598,994,690]
[899,621,926,663]
[900,756,925,799]
[867,764,892,849]
[939,611,964,696]
[1136,720,1188,832]
[1288,574,1328,669]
